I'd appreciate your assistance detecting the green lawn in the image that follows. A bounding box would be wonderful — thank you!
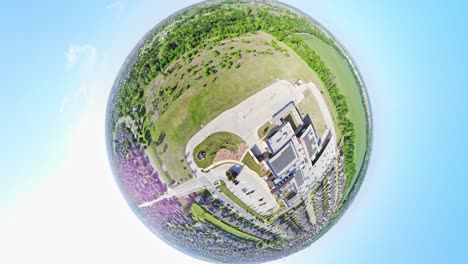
[257,121,275,139]
[145,144,173,186]
[282,189,293,198]
[193,132,245,169]
[242,152,266,177]
[191,203,261,242]
[297,90,327,136]
[298,33,368,189]
[265,199,287,224]
[150,32,316,186]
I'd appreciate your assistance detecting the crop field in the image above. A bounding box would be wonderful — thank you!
[148,32,316,186]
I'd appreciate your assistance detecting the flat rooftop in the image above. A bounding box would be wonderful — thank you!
[266,121,295,154]
[295,168,305,187]
[271,101,302,127]
[299,124,319,161]
[268,141,298,177]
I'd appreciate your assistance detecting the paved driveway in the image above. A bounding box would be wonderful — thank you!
[209,164,279,216]
[140,80,338,230]
[185,80,306,173]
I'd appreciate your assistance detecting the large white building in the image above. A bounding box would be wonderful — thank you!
[265,102,323,195]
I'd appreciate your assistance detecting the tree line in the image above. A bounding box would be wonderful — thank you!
[113,0,357,191]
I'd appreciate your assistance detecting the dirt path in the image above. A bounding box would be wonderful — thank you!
[213,143,248,164]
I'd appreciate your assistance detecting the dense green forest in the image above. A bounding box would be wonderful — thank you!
[113,1,359,192]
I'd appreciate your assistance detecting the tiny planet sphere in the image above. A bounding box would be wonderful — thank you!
[106,0,372,263]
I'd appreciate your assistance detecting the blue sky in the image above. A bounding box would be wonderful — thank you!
[0,0,467,263]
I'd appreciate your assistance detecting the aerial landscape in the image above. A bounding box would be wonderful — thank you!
[106,0,372,263]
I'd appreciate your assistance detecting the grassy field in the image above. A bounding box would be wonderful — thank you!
[148,32,316,186]
[297,90,327,136]
[242,152,265,177]
[257,121,274,139]
[282,189,293,198]
[265,199,287,224]
[191,203,261,242]
[298,33,368,181]
[145,145,173,186]
[193,132,245,169]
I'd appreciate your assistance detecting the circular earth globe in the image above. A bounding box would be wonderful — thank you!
[106,0,372,263]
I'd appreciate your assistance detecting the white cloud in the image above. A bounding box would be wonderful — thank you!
[106,1,125,12]
[3,35,205,261]
[59,95,69,113]
[61,44,102,114]
[66,44,97,73]
[60,78,110,114]
[0,85,205,264]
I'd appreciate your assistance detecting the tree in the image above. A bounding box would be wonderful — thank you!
[225,169,239,181]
